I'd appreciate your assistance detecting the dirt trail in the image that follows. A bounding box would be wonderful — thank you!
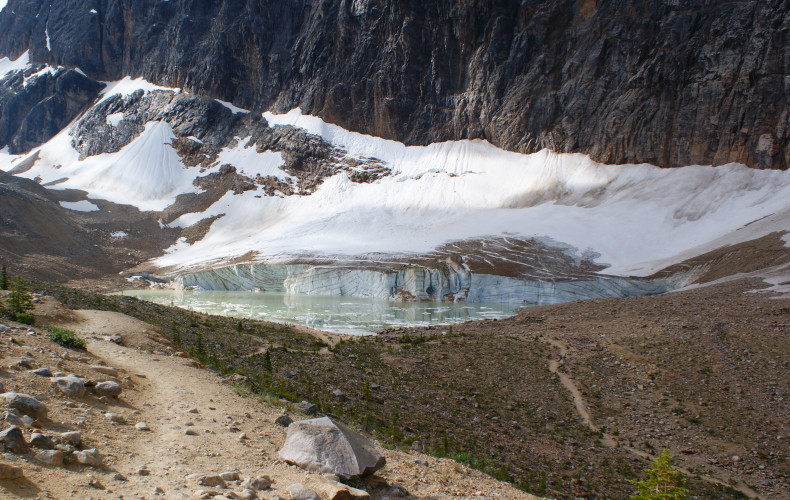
[541,337,760,499]
[45,309,539,500]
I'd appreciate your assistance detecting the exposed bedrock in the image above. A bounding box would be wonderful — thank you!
[0,0,787,168]
[178,262,674,305]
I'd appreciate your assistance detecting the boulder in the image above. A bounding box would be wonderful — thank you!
[35,449,64,466]
[93,381,122,398]
[4,411,25,427]
[50,375,86,397]
[0,426,30,454]
[279,417,386,478]
[2,392,47,419]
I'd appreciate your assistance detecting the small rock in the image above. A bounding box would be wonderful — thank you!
[317,480,370,500]
[89,478,105,489]
[135,422,151,431]
[0,426,30,454]
[4,411,24,427]
[91,365,119,377]
[154,486,165,494]
[138,468,151,476]
[288,483,319,500]
[94,381,122,398]
[185,428,199,436]
[105,412,125,423]
[297,401,317,415]
[109,334,124,345]
[12,357,35,370]
[30,433,55,449]
[228,489,258,500]
[240,475,272,491]
[2,392,47,419]
[188,407,200,414]
[61,431,81,445]
[114,472,128,481]
[385,485,408,498]
[238,432,248,440]
[732,455,740,462]
[220,471,241,481]
[0,463,23,479]
[275,415,294,428]
[50,375,86,397]
[193,473,227,488]
[32,367,52,377]
[74,448,102,467]
[35,450,64,466]
[20,414,34,426]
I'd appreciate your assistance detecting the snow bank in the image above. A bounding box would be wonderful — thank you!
[0,51,29,78]
[155,109,790,276]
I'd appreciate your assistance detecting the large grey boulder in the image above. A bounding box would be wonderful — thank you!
[2,392,47,419]
[278,417,385,478]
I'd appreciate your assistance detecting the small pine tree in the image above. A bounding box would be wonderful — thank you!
[7,276,34,320]
[262,349,272,376]
[631,448,689,500]
[0,265,8,290]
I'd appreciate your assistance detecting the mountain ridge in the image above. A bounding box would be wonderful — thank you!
[0,0,788,168]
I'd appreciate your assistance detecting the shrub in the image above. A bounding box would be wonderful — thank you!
[48,326,87,349]
[15,312,34,325]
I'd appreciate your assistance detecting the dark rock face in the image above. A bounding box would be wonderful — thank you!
[0,64,104,153]
[0,0,788,169]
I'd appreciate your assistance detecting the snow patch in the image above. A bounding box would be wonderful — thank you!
[45,25,51,51]
[111,231,128,238]
[99,76,179,103]
[0,0,7,13]
[106,112,124,127]
[215,99,249,114]
[0,51,29,78]
[60,200,99,212]
[212,139,292,182]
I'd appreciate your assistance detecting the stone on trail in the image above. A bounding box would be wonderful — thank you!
[2,392,47,419]
[0,426,30,454]
[240,475,272,491]
[91,365,119,377]
[188,473,227,488]
[317,480,370,500]
[228,489,258,500]
[30,432,55,449]
[287,483,320,500]
[93,380,122,397]
[105,412,125,423]
[35,449,64,466]
[61,430,81,445]
[279,417,386,479]
[275,414,294,428]
[74,448,102,466]
[135,422,151,431]
[50,375,86,397]
[4,411,25,427]
[0,464,23,479]
[32,367,52,377]
[220,470,240,481]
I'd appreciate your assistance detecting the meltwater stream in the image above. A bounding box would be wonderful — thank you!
[119,289,519,336]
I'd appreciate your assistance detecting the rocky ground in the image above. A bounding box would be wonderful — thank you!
[0,292,537,500]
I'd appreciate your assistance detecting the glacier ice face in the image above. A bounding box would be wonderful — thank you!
[179,262,674,305]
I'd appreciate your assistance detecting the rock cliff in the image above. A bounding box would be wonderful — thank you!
[0,0,787,169]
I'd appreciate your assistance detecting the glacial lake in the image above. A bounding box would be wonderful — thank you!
[117,289,519,336]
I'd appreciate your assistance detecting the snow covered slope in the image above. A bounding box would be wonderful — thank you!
[2,83,790,282]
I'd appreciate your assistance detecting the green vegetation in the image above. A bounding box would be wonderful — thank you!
[1,264,8,290]
[631,449,689,500]
[48,326,87,349]
[5,275,34,324]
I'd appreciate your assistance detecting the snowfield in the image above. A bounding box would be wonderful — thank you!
[1,72,789,279]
